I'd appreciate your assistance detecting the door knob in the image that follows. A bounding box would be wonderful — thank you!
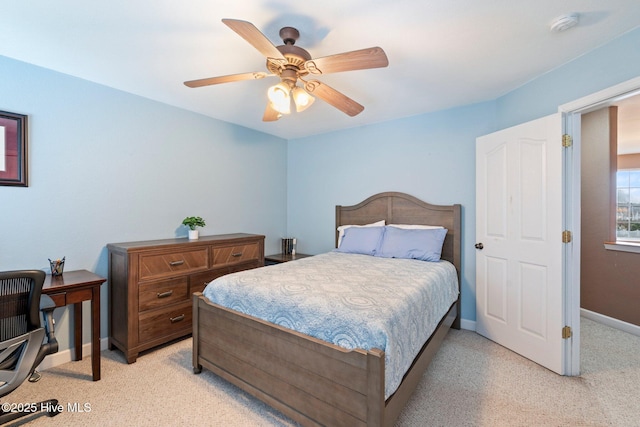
[475,243,484,250]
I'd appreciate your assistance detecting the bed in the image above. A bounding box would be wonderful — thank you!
[192,192,461,426]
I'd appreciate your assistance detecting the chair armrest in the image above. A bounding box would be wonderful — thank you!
[40,294,56,313]
[39,294,58,354]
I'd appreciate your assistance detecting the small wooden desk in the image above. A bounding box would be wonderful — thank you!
[42,269,106,381]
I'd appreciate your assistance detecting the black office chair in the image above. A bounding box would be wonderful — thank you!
[0,270,60,424]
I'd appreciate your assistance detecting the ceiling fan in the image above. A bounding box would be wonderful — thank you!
[184,19,389,122]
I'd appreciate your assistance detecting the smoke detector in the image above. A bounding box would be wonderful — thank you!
[550,13,579,33]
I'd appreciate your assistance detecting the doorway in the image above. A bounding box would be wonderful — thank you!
[560,75,640,375]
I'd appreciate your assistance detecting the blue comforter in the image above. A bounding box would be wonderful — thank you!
[202,251,459,398]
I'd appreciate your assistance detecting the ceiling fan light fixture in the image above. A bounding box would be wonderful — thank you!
[292,86,315,112]
[267,82,291,114]
[185,20,389,121]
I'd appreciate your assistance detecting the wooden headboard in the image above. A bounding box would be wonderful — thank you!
[335,192,461,279]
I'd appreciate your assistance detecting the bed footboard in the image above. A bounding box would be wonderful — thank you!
[193,292,386,427]
[193,292,458,427]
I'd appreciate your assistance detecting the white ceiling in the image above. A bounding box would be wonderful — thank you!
[1,1,640,140]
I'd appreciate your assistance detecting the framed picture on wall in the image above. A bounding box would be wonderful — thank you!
[0,110,28,187]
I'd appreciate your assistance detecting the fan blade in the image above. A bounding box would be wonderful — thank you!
[222,19,286,61]
[304,47,388,75]
[263,102,281,122]
[303,80,364,117]
[184,72,271,88]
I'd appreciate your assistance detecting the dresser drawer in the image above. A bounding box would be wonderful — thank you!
[139,277,189,312]
[139,248,208,281]
[212,242,260,267]
[138,301,192,343]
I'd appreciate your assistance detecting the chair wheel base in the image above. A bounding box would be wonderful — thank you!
[28,370,42,382]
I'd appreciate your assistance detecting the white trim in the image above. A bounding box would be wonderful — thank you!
[562,111,581,376]
[604,242,640,254]
[37,337,109,371]
[581,308,640,337]
[559,76,640,113]
[460,318,476,331]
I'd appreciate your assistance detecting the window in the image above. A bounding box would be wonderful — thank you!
[616,169,640,241]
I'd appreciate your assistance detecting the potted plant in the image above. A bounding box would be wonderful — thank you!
[182,216,206,240]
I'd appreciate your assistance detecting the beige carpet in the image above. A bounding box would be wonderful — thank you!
[4,317,640,426]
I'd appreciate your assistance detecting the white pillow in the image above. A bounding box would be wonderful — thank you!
[388,224,444,230]
[337,220,385,247]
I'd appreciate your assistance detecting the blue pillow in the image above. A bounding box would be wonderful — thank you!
[377,226,448,261]
[334,226,385,256]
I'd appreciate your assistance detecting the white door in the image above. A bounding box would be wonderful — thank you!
[476,113,565,374]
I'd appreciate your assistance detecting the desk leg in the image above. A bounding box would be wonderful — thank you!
[91,286,101,381]
[74,303,83,361]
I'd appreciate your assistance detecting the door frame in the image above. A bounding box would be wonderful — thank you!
[559,75,640,375]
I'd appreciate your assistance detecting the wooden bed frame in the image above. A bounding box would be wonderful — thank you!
[193,192,461,426]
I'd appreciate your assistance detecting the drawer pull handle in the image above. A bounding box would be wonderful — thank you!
[231,252,243,257]
[157,290,173,298]
[169,260,185,266]
[170,314,185,323]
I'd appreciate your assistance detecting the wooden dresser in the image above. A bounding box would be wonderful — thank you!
[107,233,264,363]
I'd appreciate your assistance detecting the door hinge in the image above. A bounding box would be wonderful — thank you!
[562,230,572,243]
[562,134,573,147]
[562,326,572,339]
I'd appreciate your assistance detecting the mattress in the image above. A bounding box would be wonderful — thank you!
[202,251,459,399]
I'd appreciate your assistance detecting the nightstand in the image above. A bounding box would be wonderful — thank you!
[264,253,312,266]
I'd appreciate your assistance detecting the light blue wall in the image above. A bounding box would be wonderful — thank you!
[0,56,287,351]
[287,27,640,324]
[495,27,640,130]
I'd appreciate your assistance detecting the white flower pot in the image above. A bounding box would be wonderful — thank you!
[188,229,199,240]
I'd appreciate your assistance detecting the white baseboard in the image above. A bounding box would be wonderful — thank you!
[460,318,476,331]
[581,308,640,337]
[38,338,110,371]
